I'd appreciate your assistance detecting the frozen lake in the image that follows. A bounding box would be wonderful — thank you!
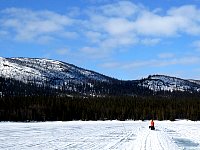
[0,120,200,150]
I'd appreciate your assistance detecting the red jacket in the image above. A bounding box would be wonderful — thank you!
[151,120,154,126]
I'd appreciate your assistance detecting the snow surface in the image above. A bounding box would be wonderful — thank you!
[0,120,200,150]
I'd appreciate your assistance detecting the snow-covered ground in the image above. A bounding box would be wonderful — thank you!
[0,120,200,150]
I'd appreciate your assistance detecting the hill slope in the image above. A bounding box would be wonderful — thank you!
[0,57,112,84]
[139,75,200,92]
[1,57,200,96]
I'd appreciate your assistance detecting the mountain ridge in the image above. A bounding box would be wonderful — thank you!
[1,57,200,96]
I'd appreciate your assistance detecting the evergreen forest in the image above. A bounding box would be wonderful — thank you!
[1,77,200,121]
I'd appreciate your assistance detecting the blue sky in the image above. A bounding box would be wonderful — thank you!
[1,0,200,80]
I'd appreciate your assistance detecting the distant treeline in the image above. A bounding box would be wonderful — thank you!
[1,94,200,121]
[1,76,200,121]
[0,76,154,97]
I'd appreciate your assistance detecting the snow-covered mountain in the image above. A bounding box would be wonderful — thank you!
[1,57,200,94]
[0,57,112,86]
[139,75,200,92]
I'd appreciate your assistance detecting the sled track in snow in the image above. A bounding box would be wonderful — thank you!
[105,131,136,149]
[143,132,150,150]
[131,126,180,150]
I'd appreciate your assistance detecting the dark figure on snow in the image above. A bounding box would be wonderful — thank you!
[149,119,155,130]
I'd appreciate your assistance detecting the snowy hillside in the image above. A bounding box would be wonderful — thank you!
[1,57,200,94]
[0,57,112,87]
[188,79,200,85]
[139,75,200,92]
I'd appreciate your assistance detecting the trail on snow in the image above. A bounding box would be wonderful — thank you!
[130,127,180,150]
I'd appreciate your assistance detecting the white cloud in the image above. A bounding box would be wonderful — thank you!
[84,3,200,61]
[154,57,200,67]
[1,8,75,42]
[99,1,138,17]
[133,13,178,36]
[80,3,200,58]
[1,3,200,43]
[88,3,200,39]
[141,38,161,46]
[2,3,200,46]
[168,5,200,20]
[167,5,200,35]
[101,56,200,70]
[192,40,200,50]
[100,34,138,49]
[2,3,200,61]
[104,18,134,35]
[83,0,118,5]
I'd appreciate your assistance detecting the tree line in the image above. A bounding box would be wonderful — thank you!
[0,76,152,97]
[1,94,200,121]
[1,76,200,121]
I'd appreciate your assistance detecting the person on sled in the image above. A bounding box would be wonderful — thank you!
[149,119,155,130]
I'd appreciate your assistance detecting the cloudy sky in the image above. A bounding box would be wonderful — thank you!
[1,0,200,80]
